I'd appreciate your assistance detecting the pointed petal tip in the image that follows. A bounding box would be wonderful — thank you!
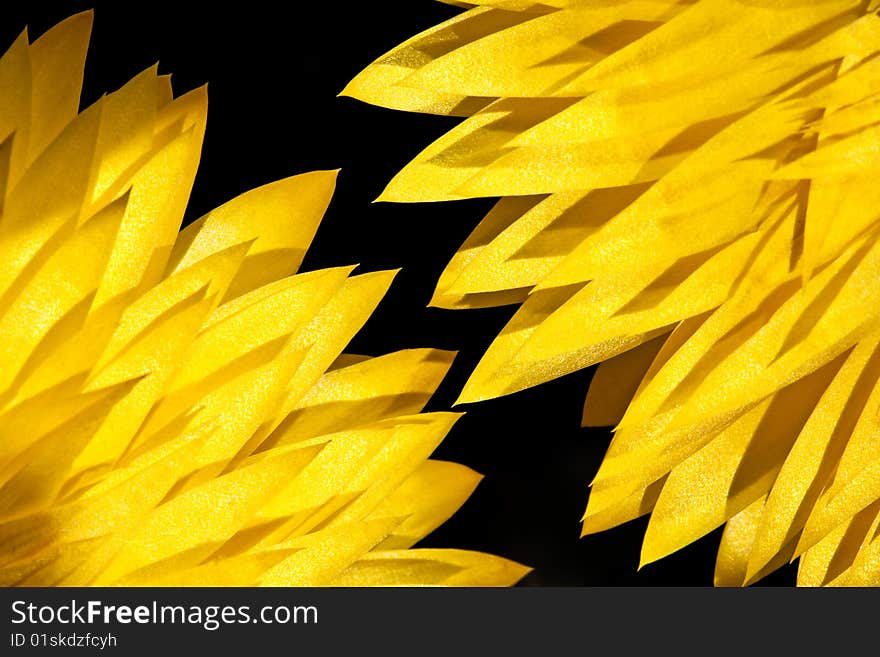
[638,541,667,571]
[742,548,774,586]
[792,524,823,560]
[70,8,95,27]
[337,81,355,99]
[454,374,509,406]
[312,263,359,280]
[187,83,209,100]
[427,285,467,310]
[337,75,375,103]
[420,347,459,370]
[452,389,483,407]
[374,189,417,204]
[290,167,342,185]
[364,266,401,282]
[374,181,408,204]
[296,167,340,193]
[515,563,534,581]
[68,10,95,37]
[741,568,764,587]
[33,9,94,47]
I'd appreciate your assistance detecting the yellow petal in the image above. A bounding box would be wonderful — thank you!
[371,460,482,549]
[0,18,526,588]
[170,170,338,301]
[329,548,530,586]
[351,0,880,585]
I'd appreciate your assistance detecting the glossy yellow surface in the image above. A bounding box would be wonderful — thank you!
[349,0,880,585]
[0,13,528,587]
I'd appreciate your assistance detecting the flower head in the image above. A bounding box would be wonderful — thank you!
[0,12,528,587]
[348,0,880,585]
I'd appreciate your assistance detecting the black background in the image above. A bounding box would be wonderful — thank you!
[0,1,796,586]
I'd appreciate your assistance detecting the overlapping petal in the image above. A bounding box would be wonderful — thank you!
[0,13,528,587]
[348,0,880,585]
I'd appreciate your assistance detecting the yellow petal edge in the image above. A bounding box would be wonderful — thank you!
[347,0,880,586]
[0,12,529,587]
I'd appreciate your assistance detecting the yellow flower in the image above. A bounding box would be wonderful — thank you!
[0,12,528,587]
[347,0,880,585]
